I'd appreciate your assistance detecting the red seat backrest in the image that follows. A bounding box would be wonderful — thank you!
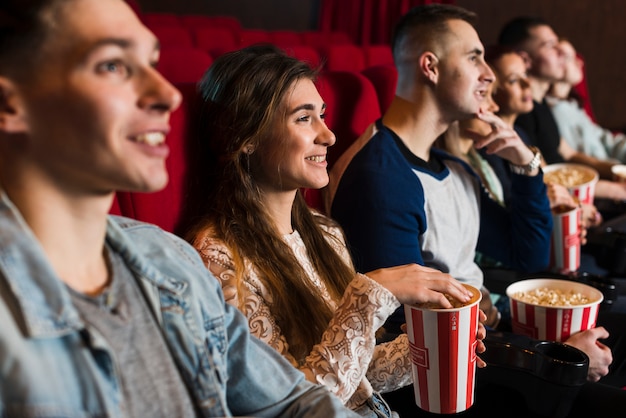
[239,29,271,47]
[158,47,213,84]
[363,44,394,67]
[317,70,381,168]
[206,16,242,37]
[572,52,597,123]
[324,44,366,72]
[270,30,303,48]
[150,26,193,49]
[109,194,122,216]
[284,45,322,69]
[192,27,238,57]
[302,31,352,58]
[178,15,214,28]
[361,64,397,114]
[142,13,181,28]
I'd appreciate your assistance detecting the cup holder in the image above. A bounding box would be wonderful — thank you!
[477,331,589,417]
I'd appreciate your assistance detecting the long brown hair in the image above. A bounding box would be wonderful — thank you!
[187,45,355,362]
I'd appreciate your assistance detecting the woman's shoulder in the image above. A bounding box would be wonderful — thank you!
[312,210,346,240]
[190,225,234,265]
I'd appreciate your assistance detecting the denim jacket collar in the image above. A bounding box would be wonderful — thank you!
[0,190,185,338]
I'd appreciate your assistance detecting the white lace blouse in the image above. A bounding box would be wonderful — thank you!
[193,223,413,409]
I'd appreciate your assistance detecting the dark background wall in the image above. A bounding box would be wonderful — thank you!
[457,0,626,132]
[137,0,626,131]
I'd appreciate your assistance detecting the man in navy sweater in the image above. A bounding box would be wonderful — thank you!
[329,4,625,416]
[331,4,551,338]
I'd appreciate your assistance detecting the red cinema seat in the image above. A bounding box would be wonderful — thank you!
[361,64,397,113]
[239,29,271,47]
[302,31,328,50]
[325,44,366,72]
[150,26,193,49]
[206,16,242,36]
[284,45,321,69]
[572,52,597,123]
[179,15,214,29]
[192,27,238,57]
[142,13,181,27]
[302,31,353,58]
[157,47,213,84]
[329,31,353,45]
[316,71,381,168]
[115,83,202,235]
[270,30,303,48]
[301,187,325,213]
[109,194,122,216]
[363,44,394,67]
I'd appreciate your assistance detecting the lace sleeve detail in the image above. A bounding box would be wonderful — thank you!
[366,334,413,392]
[303,273,400,406]
[193,232,300,366]
[193,233,239,307]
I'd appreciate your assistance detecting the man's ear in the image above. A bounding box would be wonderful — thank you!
[0,77,28,134]
[419,52,439,84]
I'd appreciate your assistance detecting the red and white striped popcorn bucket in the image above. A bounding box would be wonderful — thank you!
[543,163,599,205]
[507,278,603,342]
[404,284,481,414]
[549,206,582,274]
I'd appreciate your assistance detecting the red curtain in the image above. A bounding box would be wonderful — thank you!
[319,0,455,45]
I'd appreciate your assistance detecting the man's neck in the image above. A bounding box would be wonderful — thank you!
[529,75,551,102]
[381,96,450,161]
[2,173,113,295]
[547,81,571,100]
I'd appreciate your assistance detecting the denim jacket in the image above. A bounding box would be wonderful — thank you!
[0,192,357,418]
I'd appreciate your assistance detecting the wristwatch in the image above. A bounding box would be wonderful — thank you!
[509,146,542,175]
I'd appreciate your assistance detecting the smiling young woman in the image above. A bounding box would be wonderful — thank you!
[186,44,479,417]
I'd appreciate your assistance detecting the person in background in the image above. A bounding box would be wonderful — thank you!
[442,45,626,398]
[438,47,600,229]
[186,44,484,418]
[330,4,625,416]
[0,0,361,416]
[331,2,551,345]
[499,16,626,201]
[547,39,626,163]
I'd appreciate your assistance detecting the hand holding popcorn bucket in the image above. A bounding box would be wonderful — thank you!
[404,284,482,414]
[506,278,603,342]
[543,163,599,205]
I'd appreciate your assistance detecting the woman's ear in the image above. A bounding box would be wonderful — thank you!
[0,77,28,134]
[419,51,439,84]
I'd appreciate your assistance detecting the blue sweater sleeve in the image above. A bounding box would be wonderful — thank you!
[477,170,553,272]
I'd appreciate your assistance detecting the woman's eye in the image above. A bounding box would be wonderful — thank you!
[297,115,310,122]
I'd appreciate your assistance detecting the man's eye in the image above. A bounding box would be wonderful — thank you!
[97,60,128,76]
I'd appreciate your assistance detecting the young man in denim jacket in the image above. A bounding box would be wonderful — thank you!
[0,0,357,416]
